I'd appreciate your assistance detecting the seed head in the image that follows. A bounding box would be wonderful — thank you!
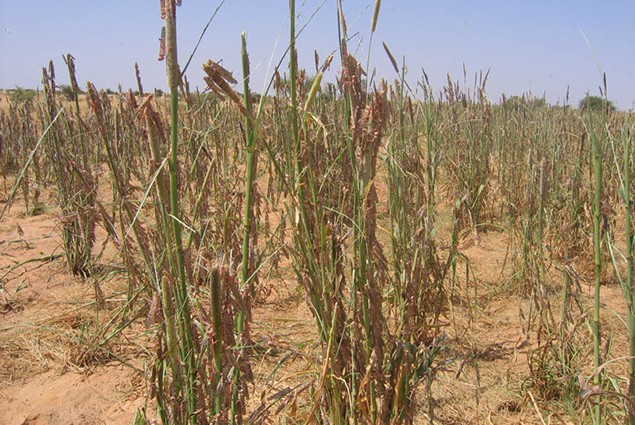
[158,27,166,61]
[203,60,245,114]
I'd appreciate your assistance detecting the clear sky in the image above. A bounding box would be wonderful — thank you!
[0,1,633,109]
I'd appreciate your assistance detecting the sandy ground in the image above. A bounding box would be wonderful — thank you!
[0,180,630,424]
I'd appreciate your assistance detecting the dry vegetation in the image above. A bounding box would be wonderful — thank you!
[1,1,634,424]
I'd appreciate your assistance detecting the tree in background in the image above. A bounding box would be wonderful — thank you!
[579,94,616,112]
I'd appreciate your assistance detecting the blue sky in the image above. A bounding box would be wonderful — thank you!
[0,1,633,109]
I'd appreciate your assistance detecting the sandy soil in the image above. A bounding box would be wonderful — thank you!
[0,181,630,424]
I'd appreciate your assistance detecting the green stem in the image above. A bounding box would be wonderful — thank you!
[239,31,256,319]
[164,2,197,423]
[623,122,634,424]
[289,0,300,190]
[230,32,257,425]
[590,116,603,424]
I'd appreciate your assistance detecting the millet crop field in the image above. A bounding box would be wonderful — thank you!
[0,1,634,424]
